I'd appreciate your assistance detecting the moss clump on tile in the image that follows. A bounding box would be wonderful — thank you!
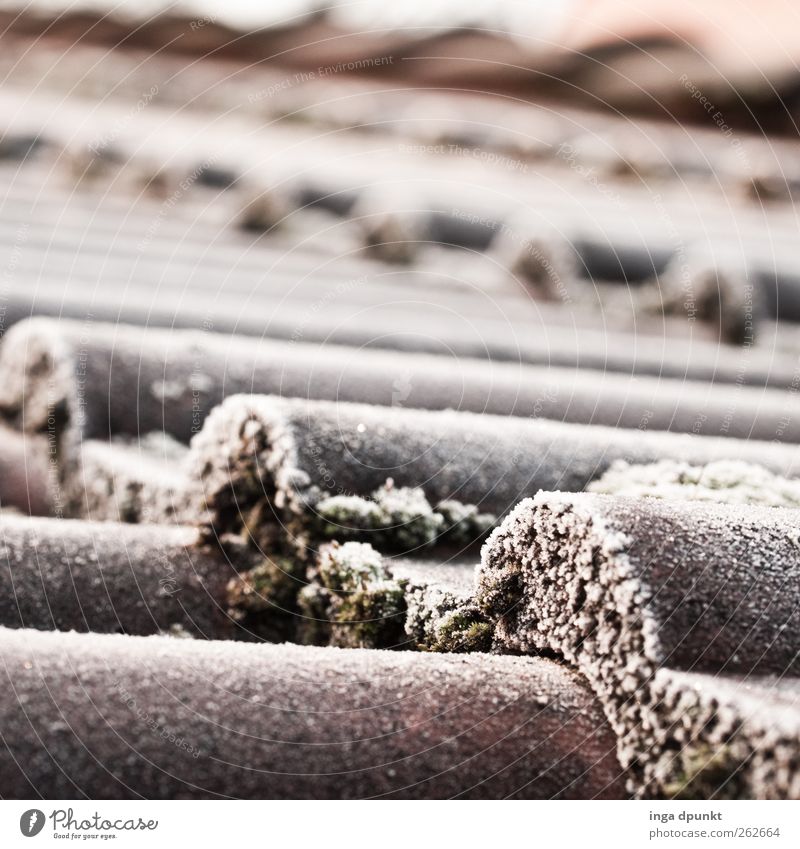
[433,610,494,653]
[663,744,749,800]
[360,212,420,265]
[315,539,387,592]
[228,539,491,653]
[314,479,496,552]
[437,500,496,546]
[329,581,408,649]
[590,459,800,509]
[315,483,442,550]
[298,541,407,649]
[475,563,523,620]
[296,584,334,646]
[405,579,493,653]
[238,192,291,234]
[315,495,384,534]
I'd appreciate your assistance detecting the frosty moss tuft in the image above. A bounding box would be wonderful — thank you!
[428,610,493,653]
[299,541,407,649]
[314,479,495,552]
[226,539,492,654]
[590,459,800,508]
[316,540,386,593]
[227,555,304,614]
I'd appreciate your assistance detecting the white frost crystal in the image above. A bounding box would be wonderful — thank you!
[590,459,800,508]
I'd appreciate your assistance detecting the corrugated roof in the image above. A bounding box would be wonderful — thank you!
[0,13,799,801]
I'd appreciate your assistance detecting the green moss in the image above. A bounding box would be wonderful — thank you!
[315,541,387,593]
[329,581,408,649]
[239,500,287,552]
[437,500,496,546]
[300,542,407,649]
[314,480,496,552]
[226,538,491,653]
[663,744,749,800]
[315,482,443,550]
[316,496,383,539]
[226,555,304,616]
[477,567,523,620]
[404,577,495,653]
[433,611,494,653]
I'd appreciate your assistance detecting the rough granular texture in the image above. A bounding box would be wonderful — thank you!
[67,435,193,523]
[651,672,800,800]
[394,559,491,653]
[230,540,487,652]
[590,459,800,507]
[190,394,800,557]
[297,542,407,649]
[477,492,800,797]
[0,514,250,639]
[492,216,581,302]
[0,628,626,799]
[6,318,800,462]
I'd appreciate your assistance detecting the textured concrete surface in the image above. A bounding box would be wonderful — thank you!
[478,492,800,796]
[0,628,626,799]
